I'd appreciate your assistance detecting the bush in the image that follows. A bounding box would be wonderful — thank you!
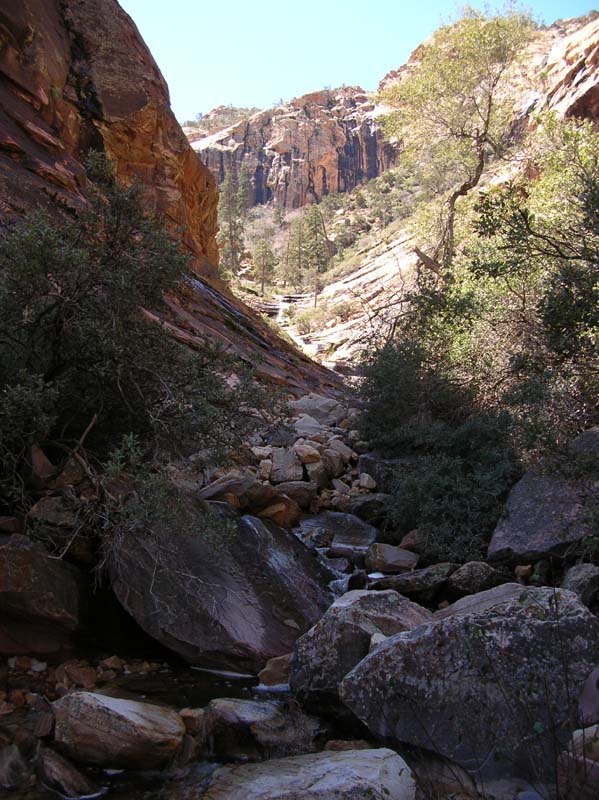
[0,156,269,510]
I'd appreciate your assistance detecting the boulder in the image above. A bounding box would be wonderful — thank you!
[206,698,321,761]
[201,748,416,800]
[340,588,599,781]
[447,561,508,596]
[274,481,318,510]
[295,415,325,439]
[53,692,185,769]
[108,496,333,671]
[321,448,345,478]
[257,496,302,529]
[294,443,322,464]
[327,438,355,464]
[37,747,99,799]
[290,394,343,426]
[365,543,419,574]
[488,462,594,562]
[297,512,378,563]
[562,564,599,607]
[271,449,304,484]
[291,589,433,710]
[0,535,82,655]
[370,562,456,603]
[434,582,524,620]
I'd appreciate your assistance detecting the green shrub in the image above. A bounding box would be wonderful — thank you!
[0,156,269,510]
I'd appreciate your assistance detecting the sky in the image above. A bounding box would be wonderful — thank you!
[119,0,597,124]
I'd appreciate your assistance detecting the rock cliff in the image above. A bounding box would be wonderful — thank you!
[191,88,397,209]
[0,0,218,267]
[0,0,340,394]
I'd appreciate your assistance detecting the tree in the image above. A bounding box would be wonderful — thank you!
[303,205,332,305]
[280,217,305,290]
[380,8,534,267]
[253,239,278,295]
[217,170,245,275]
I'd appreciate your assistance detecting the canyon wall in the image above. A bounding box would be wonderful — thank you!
[0,0,218,268]
[191,88,397,209]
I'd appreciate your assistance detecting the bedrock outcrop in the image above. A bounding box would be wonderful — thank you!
[191,88,397,209]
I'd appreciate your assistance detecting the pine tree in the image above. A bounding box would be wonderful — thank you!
[253,239,278,295]
[217,171,245,275]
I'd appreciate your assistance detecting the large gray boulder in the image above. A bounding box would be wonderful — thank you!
[108,493,334,672]
[290,589,433,711]
[340,588,599,781]
[296,511,378,564]
[290,393,343,426]
[53,692,185,769]
[201,748,416,800]
[0,535,82,655]
[489,429,599,562]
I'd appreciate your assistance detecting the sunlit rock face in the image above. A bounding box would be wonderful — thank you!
[192,87,397,209]
[0,0,218,269]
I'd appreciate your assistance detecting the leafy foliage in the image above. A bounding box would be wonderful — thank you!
[0,156,268,509]
[380,7,534,265]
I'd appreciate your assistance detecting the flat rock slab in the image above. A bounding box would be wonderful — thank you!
[109,493,333,672]
[53,691,184,769]
[340,588,599,781]
[201,748,416,799]
[366,543,419,574]
[291,589,433,710]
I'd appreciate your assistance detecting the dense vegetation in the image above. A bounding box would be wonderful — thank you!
[0,156,269,515]
[360,112,599,562]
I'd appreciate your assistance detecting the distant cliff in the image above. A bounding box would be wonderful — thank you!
[191,87,397,209]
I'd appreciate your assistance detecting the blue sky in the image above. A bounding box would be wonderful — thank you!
[119,0,597,123]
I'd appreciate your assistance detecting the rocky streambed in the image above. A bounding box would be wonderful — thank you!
[2,394,599,799]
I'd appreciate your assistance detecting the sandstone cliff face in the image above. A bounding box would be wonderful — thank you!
[0,0,217,267]
[192,88,397,209]
[0,0,340,394]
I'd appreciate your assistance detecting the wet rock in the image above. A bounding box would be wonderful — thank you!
[258,653,292,687]
[365,543,419,574]
[38,746,99,798]
[447,561,508,596]
[340,588,599,781]
[297,512,378,563]
[562,564,599,607]
[291,589,433,710]
[290,394,343,426]
[53,691,185,769]
[201,747,416,799]
[370,562,456,603]
[270,449,304,484]
[206,698,321,761]
[108,494,333,671]
[0,535,82,655]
